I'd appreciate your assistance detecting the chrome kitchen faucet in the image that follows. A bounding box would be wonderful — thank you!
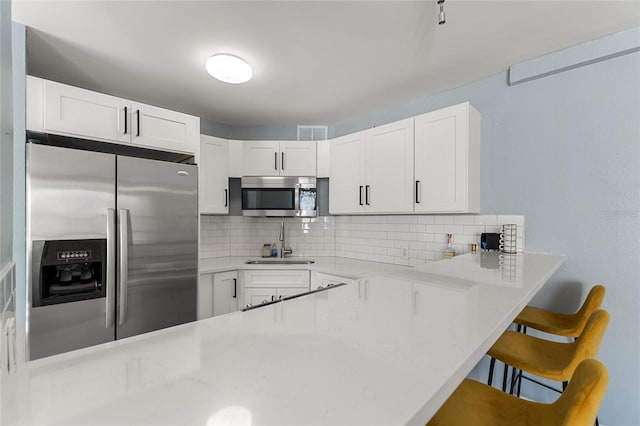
[279,220,293,258]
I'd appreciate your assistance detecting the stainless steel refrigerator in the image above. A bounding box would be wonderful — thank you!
[28,143,198,360]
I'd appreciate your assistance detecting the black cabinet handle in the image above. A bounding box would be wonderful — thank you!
[281,152,285,170]
[224,189,228,207]
[232,278,237,298]
[274,152,278,170]
[136,109,140,137]
[415,180,421,204]
[123,106,128,134]
[365,185,370,205]
[359,186,364,206]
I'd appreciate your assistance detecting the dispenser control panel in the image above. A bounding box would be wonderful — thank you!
[57,250,92,261]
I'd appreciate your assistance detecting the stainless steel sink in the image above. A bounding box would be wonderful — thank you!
[245,259,315,265]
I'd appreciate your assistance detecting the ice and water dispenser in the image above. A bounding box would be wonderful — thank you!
[32,239,106,307]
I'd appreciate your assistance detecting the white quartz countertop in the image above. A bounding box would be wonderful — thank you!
[199,256,411,278]
[7,252,564,426]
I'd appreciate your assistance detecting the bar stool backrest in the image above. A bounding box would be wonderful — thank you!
[567,310,610,377]
[553,359,608,426]
[572,285,606,336]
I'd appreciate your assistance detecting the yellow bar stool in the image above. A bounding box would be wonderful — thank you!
[488,309,609,425]
[487,285,606,393]
[515,285,606,337]
[427,359,608,426]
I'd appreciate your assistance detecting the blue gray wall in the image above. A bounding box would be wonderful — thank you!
[200,120,301,141]
[211,29,639,425]
[330,34,639,426]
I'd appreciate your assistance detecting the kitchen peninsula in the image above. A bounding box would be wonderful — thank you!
[5,252,563,426]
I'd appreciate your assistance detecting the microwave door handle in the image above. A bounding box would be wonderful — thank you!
[105,209,116,328]
[294,185,300,215]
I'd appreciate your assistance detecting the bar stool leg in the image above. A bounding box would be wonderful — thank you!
[517,368,523,397]
[502,363,509,392]
[509,365,519,394]
[488,357,496,386]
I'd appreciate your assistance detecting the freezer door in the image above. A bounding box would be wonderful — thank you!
[28,143,115,240]
[116,157,198,339]
[27,144,116,359]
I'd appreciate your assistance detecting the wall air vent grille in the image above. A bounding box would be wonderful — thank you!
[297,125,328,141]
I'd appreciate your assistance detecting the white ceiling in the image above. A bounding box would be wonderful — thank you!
[12,1,640,127]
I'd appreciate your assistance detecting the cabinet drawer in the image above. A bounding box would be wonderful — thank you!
[243,270,310,289]
[310,272,354,290]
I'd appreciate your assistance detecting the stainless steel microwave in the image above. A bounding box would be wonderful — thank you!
[241,177,317,217]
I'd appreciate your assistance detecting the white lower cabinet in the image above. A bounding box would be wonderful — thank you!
[243,287,308,306]
[310,272,354,290]
[213,271,239,317]
[242,270,310,308]
[198,271,238,319]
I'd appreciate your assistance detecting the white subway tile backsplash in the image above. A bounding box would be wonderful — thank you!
[434,215,455,224]
[200,214,525,266]
[474,215,498,225]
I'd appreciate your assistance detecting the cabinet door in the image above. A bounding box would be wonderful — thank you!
[310,272,354,290]
[243,141,280,176]
[213,271,239,316]
[199,135,229,214]
[365,118,414,213]
[280,141,317,176]
[131,102,198,154]
[198,274,214,320]
[414,103,479,213]
[43,80,131,144]
[244,287,278,307]
[228,141,244,178]
[329,133,366,214]
[276,287,310,299]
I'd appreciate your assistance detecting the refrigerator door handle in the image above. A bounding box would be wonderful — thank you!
[117,209,129,325]
[106,209,116,328]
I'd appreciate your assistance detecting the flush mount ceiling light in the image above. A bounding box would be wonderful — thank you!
[205,54,253,84]
[437,0,446,25]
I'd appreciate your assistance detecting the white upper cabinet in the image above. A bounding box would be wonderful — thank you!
[329,119,414,214]
[131,102,199,153]
[243,141,316,176]
[228,141,244,178]
[414,102,480,213]
[366,119,414,213]
[280,141,316,176]
[42,79,131,144]
[316,139,331,178]
[329,132,366,214]
[243,141,281,176]
[29,77,199,154]
[199,135,229,214]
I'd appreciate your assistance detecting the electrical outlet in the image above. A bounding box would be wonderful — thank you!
[402,248,408,258]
